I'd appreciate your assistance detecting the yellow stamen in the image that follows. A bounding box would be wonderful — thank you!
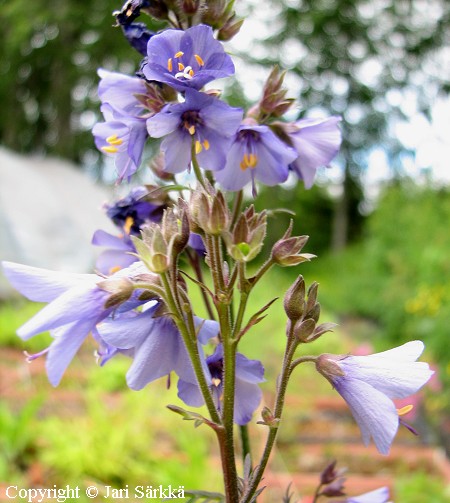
[240,152,259,170]
[124,216,134,235]
[174,51,184,58]
[397,404,414,416]
[194,54,204,66]
[106,135,123,146]
[189,68,194,77]
[167,58,173,72]
[109,265,122,274]
[188,125,196,135]
[195,140,202,154]
[102,146,119,154]
[178,62,185,71]
[212,377,221,387]
[203,139,210,150]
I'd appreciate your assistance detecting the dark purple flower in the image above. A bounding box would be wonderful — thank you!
[121,22,153,56]
[93,104,148,183]
[287,116,342,188]
[1,261,150,386]
[146,89,243,173]
[105,186,166,234]
[345,487,390,503]
[316,341,433,455]
[97,303,218,390]
[178,344,265,425]
[187,232,206,256]
[214,123,297,193]
[142,25,235,91]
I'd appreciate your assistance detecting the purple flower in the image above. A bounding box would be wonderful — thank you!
[147,89,243,173]
[287,116,342,188]
[214,123,297,193]
[97,304,219,390]
[1,261,149,386]
[97,69,147,116]
[92,230,137,275]
[93,104,148,182]
[178,344,265,425]
[346,487,391,503]
[121,22,153,56]
[316,341,433,455]
[142,25,235,92]
[105,186,166,235]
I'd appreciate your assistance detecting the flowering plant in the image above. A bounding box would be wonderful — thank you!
[3,1,434,501]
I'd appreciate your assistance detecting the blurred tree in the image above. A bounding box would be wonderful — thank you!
[236,0,450,248]
[0,0,163,169]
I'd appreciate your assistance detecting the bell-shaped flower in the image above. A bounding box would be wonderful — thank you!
[345,487,391,503]
[97,303,219,390]
[1,261,152,386]
[315,341,433,455]
[178,344,265,425]
[287,116,342,188]
[142,24,235,92]
[214,123,297,194]
[93,104,148,182]
[146,89,243,173]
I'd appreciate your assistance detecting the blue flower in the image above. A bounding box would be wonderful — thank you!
[142,25,235,91]
[91,230,137,275]
[1,261,151,386]
[97,304,219,390]
[147,89,243,173]
[178,344,265,425]
[105,186,166,235]
[316,341,433,455]
[346,487,390,503]
[287,116,342,188]
[93,104,148,183]
[97,69,148,116]
[214,123,297,193]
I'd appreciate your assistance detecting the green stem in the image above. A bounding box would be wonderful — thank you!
[239,424,252,467]
[241,330,299,503]
[160,272,221,425]
[251,257,275,286]
[231,190,244,227]
[186,249,216,321]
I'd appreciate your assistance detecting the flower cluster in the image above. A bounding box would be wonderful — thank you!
[94,22,341,192]
[3,3,436,502]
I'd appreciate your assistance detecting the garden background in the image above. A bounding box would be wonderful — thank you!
[0,0,449,501]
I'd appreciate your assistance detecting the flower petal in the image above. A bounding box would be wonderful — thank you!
[334,377,398,455]
[2,261,97,303]
[234,378,263,425]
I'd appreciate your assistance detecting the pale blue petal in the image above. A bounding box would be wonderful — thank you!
[234,378,263,425]
[235,353,265,383]
[340,356,433,400]
[17,286,106,340]
[347,487,390,503]
[334,377,398,455]
[2,261,97,303]
[46,319,94,386]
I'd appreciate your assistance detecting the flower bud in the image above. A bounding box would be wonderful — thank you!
[218,15,244,41]
[315,354,346,381]
[98,277,134,309]
[283,275,305,321]
[222,206,267,262]
[181,0,200,15]
[293,318,316,342]
[190,184,230,235]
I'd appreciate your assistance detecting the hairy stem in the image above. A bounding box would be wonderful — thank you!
[241,329,299,502]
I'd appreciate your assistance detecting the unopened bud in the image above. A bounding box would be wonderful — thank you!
[257,406,280,428]
[218,15,244,41]
[293,318,316,341]
[182,0,200,15]
[283,275,305,321]
[98,277,134,309]
[272,235,312,266]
